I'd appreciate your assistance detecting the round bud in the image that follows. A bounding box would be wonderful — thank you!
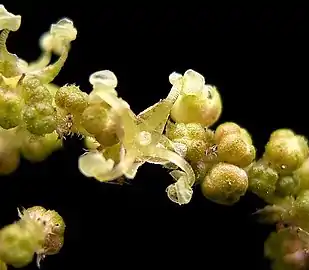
[214,122,241,143]
[240,128,253,145]
[294,157,309,191]
[171,85,222,127]
[270,129,295,140]
[275,175,300,197]
[217,133,256,168]
[173,137,207,163]
[247,160,278,201]
[0,90,22,129]
[81,104,118,147]
[201,162,248,205]
[22,103,57,135]
[55,84,88,114]
[191,161,213,183]
[0,146,20,175]
[165,122,188,141]
[26,206,47,221]
[21,76,53,104]
[264,133,309,174]
[185,123,208,140]
[20,132,61,162]
[43,210,66,236]
[0,223,36,268]
[294,190,309,221]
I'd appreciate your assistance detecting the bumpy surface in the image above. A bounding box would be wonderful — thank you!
[1,4,309,270]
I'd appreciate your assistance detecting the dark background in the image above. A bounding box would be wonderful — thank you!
[0,2,308,270]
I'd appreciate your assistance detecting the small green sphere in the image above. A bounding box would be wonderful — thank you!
[171,85,222,127]
[275,175,300,197]
[0,224,36,268]
[22,103,57,135]
[264,133,309,174]
[81,104,118,146]
[201,162,248,205]
[55,84,89,114]
[0,91,22,129]
[214,122,241,143]
[217,133,256,168]
[294,157,309,190]
[247,160,279,201]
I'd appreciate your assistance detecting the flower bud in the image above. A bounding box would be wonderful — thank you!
[55,84,88,114]
[294,157,309,191]
[22,103,57,135]
[20,131,62,162]
[264,131,309,174]
[81,103,118,147]
[217,133,256,168]
[0,223,37,268]
[201,162,248,205]
[171,85,222,127]
[0,90,22,129]
[276,175,300,197]
[247,160,278,201]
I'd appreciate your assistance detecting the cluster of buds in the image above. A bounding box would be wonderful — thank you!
[0,206,65,268]
[2,4,309,270]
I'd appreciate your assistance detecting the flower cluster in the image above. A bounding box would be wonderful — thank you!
[2,4,309,270]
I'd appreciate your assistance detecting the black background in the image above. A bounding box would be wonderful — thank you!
[0,2,308,270]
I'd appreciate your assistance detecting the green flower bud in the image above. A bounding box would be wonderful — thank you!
[20,131,62,162]
[81,103,118,147]
[0,128,20,174]
[214,122,241,143]
[275,175,300,197]
[270,128,295,140]
[0,90,22,129]
[240,128,253,145]
[217,133,256,168]
[43,210,66,236]
[165,122,188,140]
[173,137,207,163]
[247,160,279,202]
[191,161,213,183]
[21,76,53,104]
[0,146,20,175]
[0,260,7,270]
[264,131,309,174]
[294,157,309,191]
[22,103,57,135]
[294,190,309,217]
[26,206,47,219]
[55,84,88,114]
[171,85,222,127]
[0,223,38,268]
[201,162,248,205]
[169,70,222,127]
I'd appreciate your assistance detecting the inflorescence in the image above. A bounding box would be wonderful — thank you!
[1,5,309,270]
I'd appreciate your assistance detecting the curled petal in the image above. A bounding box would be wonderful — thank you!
[0,5,21,31]
[182,69,205,95]
[50,18,77,42]
[78,151,114,178]
[166,176,193,205]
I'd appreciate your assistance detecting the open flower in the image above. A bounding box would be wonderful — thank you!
[78,70,196,205]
